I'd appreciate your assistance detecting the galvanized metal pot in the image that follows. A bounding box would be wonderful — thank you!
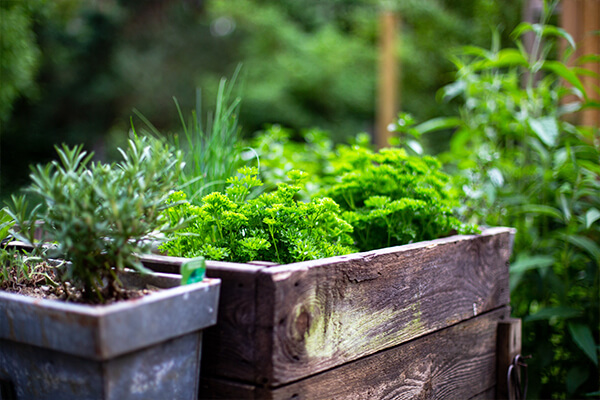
[0,271,220,400]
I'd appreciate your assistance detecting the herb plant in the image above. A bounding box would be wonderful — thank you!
[0,208,14,246]
[160,167,355,264]
[6,135,184,303]
[0,247,59,294]
[321,145,477,252]
[250,125,335,198]
[135,68,246,203]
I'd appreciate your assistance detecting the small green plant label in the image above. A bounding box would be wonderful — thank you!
[180,257,206,285]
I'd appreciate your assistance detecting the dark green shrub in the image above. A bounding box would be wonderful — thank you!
[0,0,42,123]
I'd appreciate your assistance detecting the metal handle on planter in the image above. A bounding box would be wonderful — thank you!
[507,354,530,400]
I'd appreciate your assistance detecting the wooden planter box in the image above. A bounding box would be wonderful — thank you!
[141,227,519,399]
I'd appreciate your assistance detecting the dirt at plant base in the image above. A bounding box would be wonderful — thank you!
[1,261,159,305]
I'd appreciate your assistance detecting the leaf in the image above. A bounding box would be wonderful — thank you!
[577,54,600,65]
[566,365,590,394]
[440,81,466,102]
[406,140,423,155]
[582,100,600,110]
[558,101,583,116]
[492,48,529,68]
[488,168,504,187]
[542,25,576,49]
[510,254,555,291]
[542,61,586,96]
[0,208,15,242]
[515,204,563,220]
[512,22,536,39]
[460,45,492,59]
[585,208,600,229]
[414,117,462,135]
[510,254,555,274]
[528,117,559,147]
[580,160,600,175]
[561,234,600,262]
[559,193,571,222]
[474,48,529,70]
[525,306,582,322]
[568,322,599,366]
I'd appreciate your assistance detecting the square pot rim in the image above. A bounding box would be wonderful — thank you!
[0,274,221,360]
[0,276,220,316]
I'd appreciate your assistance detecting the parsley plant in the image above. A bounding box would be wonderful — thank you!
[322,145,477,251]
[160,167,355,264]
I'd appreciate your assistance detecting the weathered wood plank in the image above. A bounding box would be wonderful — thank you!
[496,318,522,400]
[200,377,256,399]
[201,307,510,400]
[201,263,267,382]
[254,228,514,386]
[468,386,496,400]
[139,253,185,273]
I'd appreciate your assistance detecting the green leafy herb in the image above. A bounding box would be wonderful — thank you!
[160,167,355,264]
[0,247,59,292]
[250,125,335,198]
[0,208,15,245]
[321,145,477,252]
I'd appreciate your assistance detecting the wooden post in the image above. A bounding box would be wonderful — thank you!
[376,11,399,149]
[560,0,600,128]
[581,0,600,128]
[496,318,522,400]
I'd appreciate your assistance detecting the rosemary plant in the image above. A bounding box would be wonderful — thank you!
[6,135,185,303]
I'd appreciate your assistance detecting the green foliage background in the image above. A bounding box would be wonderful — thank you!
[409,9,600,396]
[0,1,42,125]
[0,0,522,197]
[4,0,597,397]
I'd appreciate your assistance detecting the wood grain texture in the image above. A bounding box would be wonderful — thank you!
[200,307,510,400]
[496,318,522,400]
[581,0,600,127]
[468,386,496,400]
[200,377,256,399]
[254,228,514,386]
[201,262,267,381]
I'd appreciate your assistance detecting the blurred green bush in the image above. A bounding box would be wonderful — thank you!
[0,1,42,124]
[407,4,599,396]
[0,0,521,198]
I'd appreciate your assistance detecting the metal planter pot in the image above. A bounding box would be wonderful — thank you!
[0,271,220,400]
